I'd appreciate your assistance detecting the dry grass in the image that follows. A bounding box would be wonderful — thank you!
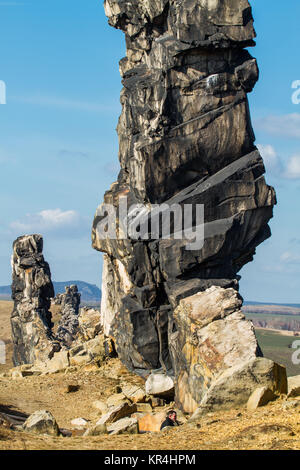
[0,301,13,372]
[1,397,300,450]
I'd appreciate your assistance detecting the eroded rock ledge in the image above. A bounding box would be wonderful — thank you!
[93,0,277,413]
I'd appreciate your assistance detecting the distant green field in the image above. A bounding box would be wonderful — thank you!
[246,312,300,321]
[255,329,300,377]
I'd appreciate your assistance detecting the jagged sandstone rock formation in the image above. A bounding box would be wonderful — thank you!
[56,285,81,347]
[10,236,105,370]
[11,235,58,366]
[92,0,278,412]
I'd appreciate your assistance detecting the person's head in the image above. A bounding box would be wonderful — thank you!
[167,410,177,422]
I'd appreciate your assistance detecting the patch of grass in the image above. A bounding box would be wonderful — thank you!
[255,329,300,377]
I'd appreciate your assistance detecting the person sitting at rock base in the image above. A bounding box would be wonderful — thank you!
[160,410,179,431]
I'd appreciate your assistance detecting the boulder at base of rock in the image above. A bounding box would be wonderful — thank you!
[96,402,137,425]
[70,417,89,430]
[106,393,127,408]
[190,358,287,418]
[287,376,300,398]
[107,417,138,435]
[145,373,174,399]
[138,413,166,433]
[92,400,108,415]
[247,387,276,411]
[122,384,146,404]
[282,400,300,411]
[23,410,59,436]
[43,350,70,373]
[69,336,105,366]
[84,423,107,436]
[136,403,153,413]
[78,307,102,341]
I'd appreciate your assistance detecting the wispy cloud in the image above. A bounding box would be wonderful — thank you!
[255,113,300,139]
[284,155,300,179]
[10,209,89,238]
[280,251,300,264]
[257,144,282,175]
[11,94,119,113]
[258,143,300,180]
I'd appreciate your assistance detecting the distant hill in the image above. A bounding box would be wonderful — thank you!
[53,281,101,304]
[0,281,101,304]
[244,301,300,308]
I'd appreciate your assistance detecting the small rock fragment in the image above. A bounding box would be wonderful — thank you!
[23,410,59,436]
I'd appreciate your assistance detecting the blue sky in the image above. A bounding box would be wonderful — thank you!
[0,0,299,303]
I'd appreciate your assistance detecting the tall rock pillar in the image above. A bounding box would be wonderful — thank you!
[11,235,57,365]
[92,0,278,412]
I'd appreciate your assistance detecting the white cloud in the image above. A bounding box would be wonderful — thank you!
[284,154,300,179]
[10,209,86,236]
[257,144,300,180]
[255,113,300,139]
[280,251,300,264]
[257,144,282,174]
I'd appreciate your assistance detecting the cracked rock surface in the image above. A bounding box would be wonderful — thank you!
[92,0,277,412]
[11,235,57,366]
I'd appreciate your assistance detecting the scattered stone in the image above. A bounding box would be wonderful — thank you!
[106,393,127,408]
[138,413,166,433]
[247,387,276,411]
[150,397,165,408]
[282,400,300,411]
[107,417,138,435]
[83,363,100,372]
[84,423,107,436]
[69,336,105,366]
[11,370,24,380]
[122,384,146,404]
[92,400,108,415]
[64,366,78,374]
[96,402,137,425]
[145,373,174,399]
[136,403,153,413]
[288,375,300,398]
[44,350,70,373]
[78,307,102,341]
[70,418,89,430]
[23,410,59,436]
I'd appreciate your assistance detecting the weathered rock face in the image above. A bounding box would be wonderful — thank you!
[11,235,58,366]
[78,307,102,341]
[92,0,277,412]
[23,410,59,436]
[56,285,81,347]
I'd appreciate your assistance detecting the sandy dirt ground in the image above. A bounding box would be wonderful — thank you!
[1,300,300,451]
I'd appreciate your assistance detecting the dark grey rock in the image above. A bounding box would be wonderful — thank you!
[56,285,81,347]
[11,235,57,366]
[92,0,276,413]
